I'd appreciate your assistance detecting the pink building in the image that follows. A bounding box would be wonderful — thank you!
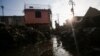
[24,4,52,31]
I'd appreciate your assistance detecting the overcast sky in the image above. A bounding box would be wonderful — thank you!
[0,0,100,26]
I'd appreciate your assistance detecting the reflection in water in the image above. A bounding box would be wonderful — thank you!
[52,36,72,56]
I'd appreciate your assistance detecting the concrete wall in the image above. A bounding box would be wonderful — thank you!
[24,9,51,24]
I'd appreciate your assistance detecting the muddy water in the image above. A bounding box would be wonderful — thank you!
[52,36,72,56]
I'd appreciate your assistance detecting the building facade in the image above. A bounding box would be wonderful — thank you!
[0,16,24,25]
[24,5,52,32]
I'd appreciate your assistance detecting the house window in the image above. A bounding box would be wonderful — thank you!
[35,10,41,18]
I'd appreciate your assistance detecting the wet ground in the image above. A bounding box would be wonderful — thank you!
[52,35,72,56]
[0,35,71,56]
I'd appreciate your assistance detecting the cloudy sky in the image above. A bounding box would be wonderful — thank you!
[0,0,100,26]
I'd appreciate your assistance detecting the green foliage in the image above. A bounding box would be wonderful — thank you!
[0,24,47,53]
[60,15,100,56]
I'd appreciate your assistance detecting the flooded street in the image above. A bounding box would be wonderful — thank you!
[52,35,72,56]
[0,35,72,56]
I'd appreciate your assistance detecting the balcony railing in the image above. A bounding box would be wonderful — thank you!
[24,4,51,9]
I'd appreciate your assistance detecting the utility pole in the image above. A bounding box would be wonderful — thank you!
[0,0,4,23]
[69,0,80,56]
[69,0,74,16]
[1,0,4,16]
[57,14,60,26]
[24,0,26,9]
[57,14,60,34]
[1,5,4,16]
